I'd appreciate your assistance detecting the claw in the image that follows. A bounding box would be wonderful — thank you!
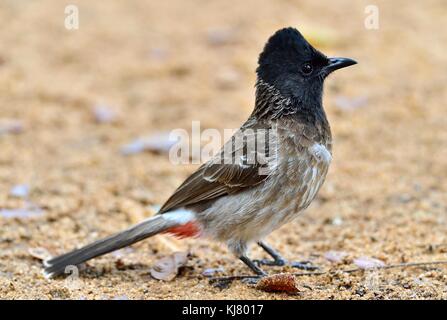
[289,261,319,271]
[253,258,286,266]
[242,277,263,285]
[209,274,264,288]
[254,258,319,270]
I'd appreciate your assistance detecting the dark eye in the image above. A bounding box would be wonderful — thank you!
[301,62,313,75]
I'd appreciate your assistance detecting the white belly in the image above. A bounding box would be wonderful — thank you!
[198,142,331,243]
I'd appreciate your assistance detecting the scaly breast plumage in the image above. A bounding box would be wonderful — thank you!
[279,142,331,213]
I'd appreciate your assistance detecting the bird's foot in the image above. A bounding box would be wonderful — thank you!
[208,274,264,288]
[254,258,319,271]
[253,258,286,266]
[289,260,319,271]
[241,277,263,285]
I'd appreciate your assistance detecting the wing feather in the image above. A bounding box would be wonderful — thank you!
[158,120,274,213]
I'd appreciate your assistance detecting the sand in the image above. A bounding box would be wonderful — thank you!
[0,0,446,299]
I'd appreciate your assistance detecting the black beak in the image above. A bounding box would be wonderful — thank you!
[324,57,357,73]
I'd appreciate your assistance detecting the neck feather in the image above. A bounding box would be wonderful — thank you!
[253,78,327,126]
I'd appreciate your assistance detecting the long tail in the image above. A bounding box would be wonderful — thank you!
[43,212,197,278]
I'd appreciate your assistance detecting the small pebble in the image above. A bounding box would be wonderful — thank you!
[149,47,169,61]
[93,104,117,124]
[0,119,24,136]
[202,266,225,277]
[324,251,348,263]
[332,217,343,226]
[0,204,43,219]
[353,256,385,269]
[112,295,129,300]
[10,184,29,198]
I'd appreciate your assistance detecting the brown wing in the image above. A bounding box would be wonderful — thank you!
[158,119,274,214]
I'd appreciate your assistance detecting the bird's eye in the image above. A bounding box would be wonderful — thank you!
[301,62,313,75]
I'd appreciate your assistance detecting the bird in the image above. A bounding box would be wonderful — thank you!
[43,27,356,279]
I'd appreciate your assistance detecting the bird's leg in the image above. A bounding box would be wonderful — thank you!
[254,241,318,270]
[256,241,286,266]
[208,240,267,286]
[208,257,265,288]
[208,241,267,287]
[225,240,267,276]
[239,255,267,276]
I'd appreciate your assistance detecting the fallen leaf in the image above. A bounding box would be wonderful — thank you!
[28,247,51,261]
[353,256,385,269]
[256,273,299,293]
[150,252,188,281]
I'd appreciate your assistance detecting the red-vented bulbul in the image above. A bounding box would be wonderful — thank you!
[44,27,356,278]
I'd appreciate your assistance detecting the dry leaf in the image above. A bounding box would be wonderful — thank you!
[28,247,51,261]
[150,252,188,281]
[256,273,299,293]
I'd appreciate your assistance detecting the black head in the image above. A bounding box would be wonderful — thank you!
[257,27,356,102]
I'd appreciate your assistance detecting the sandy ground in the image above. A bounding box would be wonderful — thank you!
[0,0,446,299]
